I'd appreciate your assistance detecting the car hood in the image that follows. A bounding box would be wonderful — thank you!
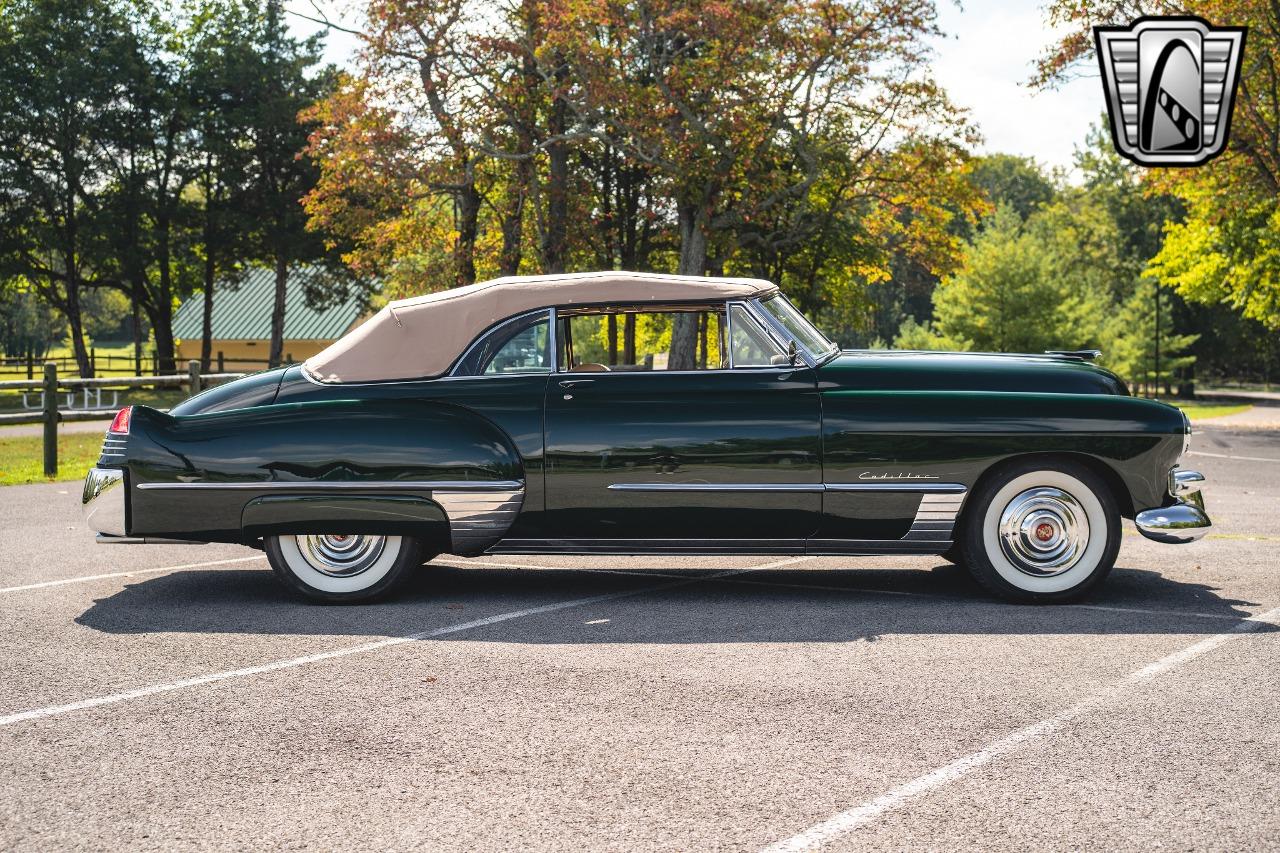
[816,350,1129,396]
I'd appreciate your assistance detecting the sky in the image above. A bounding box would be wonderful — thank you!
[286,0,1103,174]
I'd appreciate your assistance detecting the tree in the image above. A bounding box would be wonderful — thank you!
[0,0,137,377]
[896,204,1109,354]
[187,0,256,370]
[1037,0,1280,332]
[241,0,336,366]
[0,276,63,363]
[967,154,1056,226]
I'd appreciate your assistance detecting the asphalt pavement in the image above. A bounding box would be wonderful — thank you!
[0,429,1277,851]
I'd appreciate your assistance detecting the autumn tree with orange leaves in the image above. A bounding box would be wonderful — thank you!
[302,0,982,355]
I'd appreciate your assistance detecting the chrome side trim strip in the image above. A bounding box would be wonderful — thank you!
[136,480,525,492]
[608,481,966,494]
[608,482,824,493]
[824,482,967,493]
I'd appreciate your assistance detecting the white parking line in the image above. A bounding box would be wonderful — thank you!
[0,557,808,728]
[0,555,266,594]
[1189,450,1280,463]
[761,604,1280,853]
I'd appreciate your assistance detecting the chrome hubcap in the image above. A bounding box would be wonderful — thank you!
[295,534,387,578]
[998,487,1089,577]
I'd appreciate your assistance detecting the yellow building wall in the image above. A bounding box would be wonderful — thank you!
[174,339,330,371]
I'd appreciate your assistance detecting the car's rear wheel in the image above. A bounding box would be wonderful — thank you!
[265,533,423,603]
[958,460,1120,603]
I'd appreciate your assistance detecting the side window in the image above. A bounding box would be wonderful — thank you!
[729,304,786,367]
[453,311,551,376]
[558,306,725,372]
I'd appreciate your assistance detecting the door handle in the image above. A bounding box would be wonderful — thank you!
[559,379,595,389]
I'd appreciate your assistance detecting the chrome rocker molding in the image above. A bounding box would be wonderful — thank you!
[83,467,127,537]
[1135,469,1211,544]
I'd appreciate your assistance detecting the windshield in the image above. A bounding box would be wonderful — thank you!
[756,294,838,362]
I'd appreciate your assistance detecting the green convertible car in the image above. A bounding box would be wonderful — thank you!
[82,272,1210,604]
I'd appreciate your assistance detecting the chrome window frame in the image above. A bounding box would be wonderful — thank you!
[749,294,837,367]
[726,300,791,370]
[449,308,555,378]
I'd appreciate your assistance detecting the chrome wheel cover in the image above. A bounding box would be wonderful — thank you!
[294,534,388,578]
[997,487,1090,577]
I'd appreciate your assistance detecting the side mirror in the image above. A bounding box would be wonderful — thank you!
[788,339,798,366]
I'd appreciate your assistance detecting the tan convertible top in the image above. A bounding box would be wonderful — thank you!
[304,271,778,383]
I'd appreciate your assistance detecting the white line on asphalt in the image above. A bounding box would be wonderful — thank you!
[761,604,1280,853]
[0,555,266,594]
[1189,449,1280,463]
[0,556,808,728]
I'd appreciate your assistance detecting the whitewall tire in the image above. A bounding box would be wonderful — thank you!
[958,460,1120,603]
[265,533,422,603]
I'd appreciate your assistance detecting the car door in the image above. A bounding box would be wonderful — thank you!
[540,301,821,549]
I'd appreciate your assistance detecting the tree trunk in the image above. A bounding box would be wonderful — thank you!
[456,176,481,286]
[269,252,288,366]
[201,246,215,372]
[669,202,708,370]
[153,214,177,374]
[132,279,142,376]
[499,162,527,276]
[147,296,177,378]
[63,278,93,378]
[541,54,569,274]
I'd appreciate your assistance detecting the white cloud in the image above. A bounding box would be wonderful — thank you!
[929,0,1104,173]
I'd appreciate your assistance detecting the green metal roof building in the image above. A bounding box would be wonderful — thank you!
[172,265,366,368]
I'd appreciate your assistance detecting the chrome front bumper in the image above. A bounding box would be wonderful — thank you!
[1135,469,1211,544]
[82,467,127,537]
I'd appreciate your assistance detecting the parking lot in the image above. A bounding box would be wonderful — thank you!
[1,426,1277,851]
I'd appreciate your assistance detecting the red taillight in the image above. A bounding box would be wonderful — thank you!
[109,406,133,435]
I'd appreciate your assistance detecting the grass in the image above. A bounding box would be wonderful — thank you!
[0,431,104,486]
[1160,399,1252,420]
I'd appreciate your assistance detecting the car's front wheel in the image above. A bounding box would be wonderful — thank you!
[264,533,423,603]
[958,460,1121,603]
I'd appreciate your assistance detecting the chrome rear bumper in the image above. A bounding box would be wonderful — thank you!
[1135,469,1211,544]
[82,467,127,537]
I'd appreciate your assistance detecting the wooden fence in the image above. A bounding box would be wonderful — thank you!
[0,351,279,378]
[0,361,247,476]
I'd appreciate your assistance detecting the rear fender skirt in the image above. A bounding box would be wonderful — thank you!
[240,495,450,541]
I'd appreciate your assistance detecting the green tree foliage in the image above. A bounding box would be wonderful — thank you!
[967,155,1056,224]
[897,204,1108,354]
[0,277,63,360]
[0,0,338,375]
[0,0,137,376]
[897,138,1201,393]
[1039,0,1280,333]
